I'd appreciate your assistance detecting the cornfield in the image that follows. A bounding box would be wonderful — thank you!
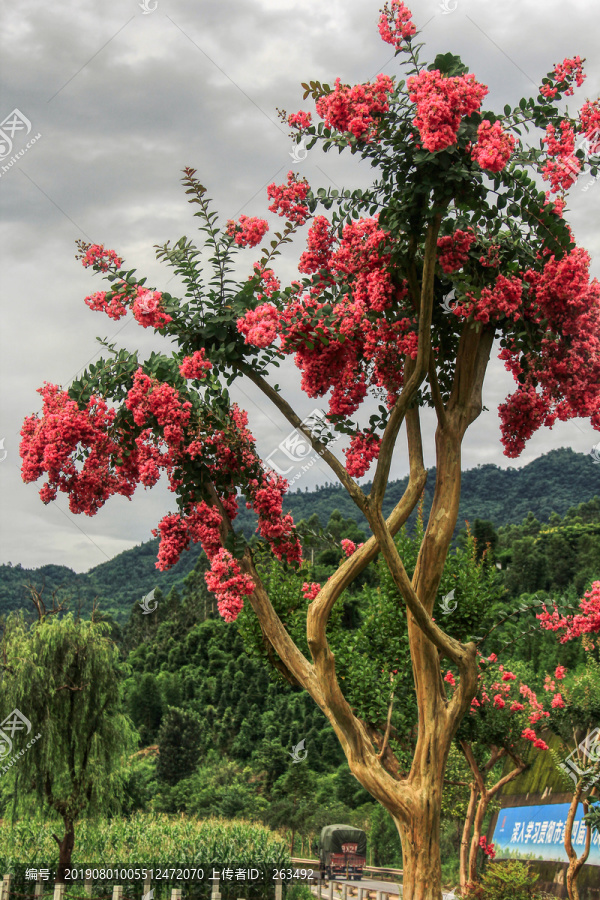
[0,814,295,900]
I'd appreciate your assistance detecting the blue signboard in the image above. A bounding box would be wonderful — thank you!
[491,803,600,866]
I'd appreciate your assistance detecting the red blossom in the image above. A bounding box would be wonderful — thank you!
[315,75,395,143]
[179,349,212,380]
[226,215,269,248]
[19,383,133,516]
[407,70,488,152]
[344,431,381,477]
[470,120,516,173]
[79,243,122,272]
[204,548,255,622]
[132,287,172,329]
[538,582,600,646]
[299,216,336,274]
[437,228,476,273]
[378,0,416,49]
[288,111,312,131]
[84,289,129,321]
[479,836,496,859]
[303,582,321,601]
[267,172,311,225]
[237,304,280,348]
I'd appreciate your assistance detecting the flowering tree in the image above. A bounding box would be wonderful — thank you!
[538,595,600,900]
[452,660,554,889]
[19,3,600,897]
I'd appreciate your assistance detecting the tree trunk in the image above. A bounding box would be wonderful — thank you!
[54,817,75,884]
[460,783,479,890]
[565,788,591,900]
[396,794,444,900]
[468,789,489,884]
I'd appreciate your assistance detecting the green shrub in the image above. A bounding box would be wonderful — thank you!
[284,885,314,900]
[462,860,558,900]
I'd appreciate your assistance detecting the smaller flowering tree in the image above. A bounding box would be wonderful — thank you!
[536,598,600,900]
[448,659,550,889]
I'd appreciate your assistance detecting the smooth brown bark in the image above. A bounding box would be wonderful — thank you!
[565,783,592,900]
[396,782,444,900]
[459,782,478,888]
[459,741,527,889]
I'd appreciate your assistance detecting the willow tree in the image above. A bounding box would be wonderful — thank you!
[19,2,600,896]
[0,611,136,881]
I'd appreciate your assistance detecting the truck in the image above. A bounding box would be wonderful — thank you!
[318,824,367,880]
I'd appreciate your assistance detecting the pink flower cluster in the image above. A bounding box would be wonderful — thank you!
[378,0,416,49]
[84,282,172,329]
[302,582,322,601]
[250,264,281,302]
[204,548,256,622]
[465,660,552,752]
[470,120,516,173]
[456,274,523,325]
[226,215,269,248]
[84,288,129,321]
[537,581,600,646]
[553,56,586,96]
[79,243,122,272]
[20,384,130,515]
[543,193,566,217]
[407,70,488,152]
[542,120,580,193]
[179,349,212,380]
[315,75,395,143]
[521,728,549,750]
[267,171,311,226]
[151,502,252,620]
[579,99,600,149]
[498,244,600,457]
[279,215,415,421]
[539,56,585,99]
[341,538,357,557]
[252,473,302,564]
[344,431,382,477]
[125,368,192,448]
[437,228,476,273]
[132,287,172,329]
[288,111,312,131]
[299,216,336,274]
[237,303,280,348]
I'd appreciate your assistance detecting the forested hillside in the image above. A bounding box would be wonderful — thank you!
[1,447,597,623]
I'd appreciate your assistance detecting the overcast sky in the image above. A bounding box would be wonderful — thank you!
[1,0,599,573]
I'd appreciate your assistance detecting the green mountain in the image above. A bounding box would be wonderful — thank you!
[1,447,597,622]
